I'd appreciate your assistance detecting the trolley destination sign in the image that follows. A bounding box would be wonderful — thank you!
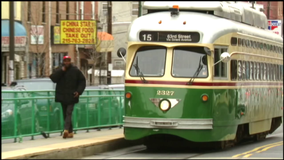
[139,31,200,42]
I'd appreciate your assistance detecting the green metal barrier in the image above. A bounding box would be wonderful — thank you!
[1,89,124,142]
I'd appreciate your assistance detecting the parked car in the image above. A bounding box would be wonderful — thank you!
[2,86,42,137]
[14,78,62,131]
[14,79,124,130]
[77,85,124,128]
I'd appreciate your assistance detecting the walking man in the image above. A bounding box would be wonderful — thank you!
[50,56,86,139]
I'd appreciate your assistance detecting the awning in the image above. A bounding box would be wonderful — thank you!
[96,32,114,52]
[84,32,114,52]
[1,20,27,52]
[1,20,27,37]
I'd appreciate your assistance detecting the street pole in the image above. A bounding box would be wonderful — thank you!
[107,1,112,84]
[49,1,52,75]
[138,1,142,17]
[267,1,270,19]
[9,1,15,85]
[76,1,79,68]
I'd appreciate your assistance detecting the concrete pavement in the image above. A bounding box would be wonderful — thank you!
[1,128,139,159]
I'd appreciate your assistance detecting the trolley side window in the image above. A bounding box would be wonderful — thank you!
[172,47,208,78]
[214,48,228,78]
[129,46,167,77]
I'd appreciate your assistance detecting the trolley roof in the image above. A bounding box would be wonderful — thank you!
[142,1,268,29]
[128,11,283,44]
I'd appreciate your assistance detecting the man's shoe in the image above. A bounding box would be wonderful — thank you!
[67,133,74,138]
[63,130,69,139]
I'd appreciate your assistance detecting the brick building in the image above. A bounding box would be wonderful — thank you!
[256,1,283,36]
[22,1,76,78]
[1,1,27,84]
[256,1,283,19]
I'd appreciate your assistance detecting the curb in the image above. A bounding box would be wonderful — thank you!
[2,135,142,159]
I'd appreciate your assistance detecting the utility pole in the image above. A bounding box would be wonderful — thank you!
[9,1,15,85]
[48,1,52,75]
[267,1,271,19]
[138,1,142,17]
[107,1,112,84]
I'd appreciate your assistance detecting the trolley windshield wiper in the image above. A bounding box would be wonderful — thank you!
[187,56,203,85]
[133,56,148,83]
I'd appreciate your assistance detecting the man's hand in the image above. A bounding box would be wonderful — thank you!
[74,92,79,98]
[62,66,66,71]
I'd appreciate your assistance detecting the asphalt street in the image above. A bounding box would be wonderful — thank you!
[82,125,283,159]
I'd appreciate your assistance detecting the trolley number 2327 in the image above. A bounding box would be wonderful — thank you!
[157,90,175,96]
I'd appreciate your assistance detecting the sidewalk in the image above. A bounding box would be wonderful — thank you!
[1,128,133,159]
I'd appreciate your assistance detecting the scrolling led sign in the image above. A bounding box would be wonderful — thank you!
[139,31,200,43]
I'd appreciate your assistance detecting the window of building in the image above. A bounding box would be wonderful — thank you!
[52,53,67,70]
[42,2,46,23]
[231,60,237,80]
[102,2,108,16]
[56,1,59,23]
[66,1,69,20]
[132,1,139,16]
[28,1,31,22]
[231,37,238,46]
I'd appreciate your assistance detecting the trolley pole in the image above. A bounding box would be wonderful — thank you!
[9,1,15,85]
[107,1,112,84]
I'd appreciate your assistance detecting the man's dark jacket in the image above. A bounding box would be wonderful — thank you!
[49,65,86,105]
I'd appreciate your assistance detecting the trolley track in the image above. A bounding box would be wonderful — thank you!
[82,128,283,159]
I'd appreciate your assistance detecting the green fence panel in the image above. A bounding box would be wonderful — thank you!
[1,89,125,141]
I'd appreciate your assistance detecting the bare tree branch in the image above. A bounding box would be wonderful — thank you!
[28,2,49,78]
[83,29,114,85]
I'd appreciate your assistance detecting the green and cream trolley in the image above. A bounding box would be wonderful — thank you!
[121,2,283,149]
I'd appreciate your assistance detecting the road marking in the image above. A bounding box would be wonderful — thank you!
[232,141,283,158]
[257,142,284,153]
[243,154,253,158]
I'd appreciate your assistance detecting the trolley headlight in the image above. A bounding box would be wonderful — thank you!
[159,99,171,111]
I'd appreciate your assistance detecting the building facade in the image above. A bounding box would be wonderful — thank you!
[21,1,76,79]
[1,1,27,84]
[256,1,283,36]
[77,1,138,85]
